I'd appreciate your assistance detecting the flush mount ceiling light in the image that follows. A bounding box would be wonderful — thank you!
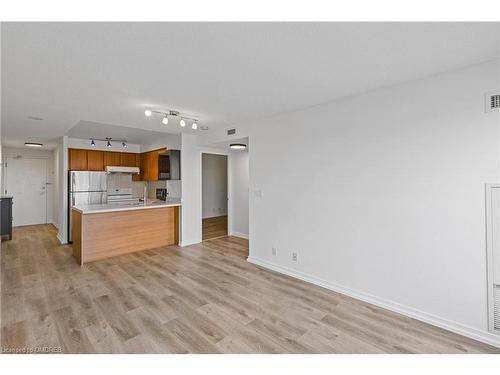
[144,108,205,130]
[89,138,128,149]
[230,143,247,150]
[24,142,43,147]
[27,116,44,121]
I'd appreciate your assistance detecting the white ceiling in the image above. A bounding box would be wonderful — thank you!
[1,22,499,148]
[66,121,179,145]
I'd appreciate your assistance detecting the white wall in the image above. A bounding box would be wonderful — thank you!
[68,137,141,153]
[1,147,57,225]
[140,134,181,153]
[202,153,228,218]
[180,133,202,246]
[229,150,249,238]
[242,61,500,345]
[57,136,68,243]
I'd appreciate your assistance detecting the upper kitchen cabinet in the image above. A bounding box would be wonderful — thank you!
[104,151,121,167]
[87,150,104,171]
[120,152,137,167]
[69,148,88,171]
[132,153,142,181]
[141,148,167,181]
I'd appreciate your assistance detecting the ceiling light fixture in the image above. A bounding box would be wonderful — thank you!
[89,138,128,148]
[143,108,203,130]
[230,143,246,150]
[24,142,43,147]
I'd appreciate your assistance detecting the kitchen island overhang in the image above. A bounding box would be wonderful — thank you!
[71,200,181,265]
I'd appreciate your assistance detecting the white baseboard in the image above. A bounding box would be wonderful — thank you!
[230,231,249,240]
[56,233,67,245]
[247,256,500,349]
[179,239,201,247]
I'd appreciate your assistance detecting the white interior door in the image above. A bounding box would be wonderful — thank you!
[4,157,47,226]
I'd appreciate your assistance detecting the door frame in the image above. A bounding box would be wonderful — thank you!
[200,150,231,241]
[485,183,500,334]
[2,153,49,226]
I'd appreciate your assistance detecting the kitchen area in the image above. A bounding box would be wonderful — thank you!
[67,146,182,265]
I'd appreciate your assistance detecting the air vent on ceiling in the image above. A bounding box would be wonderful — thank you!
[485,91,500,112]
[227,128,236,136]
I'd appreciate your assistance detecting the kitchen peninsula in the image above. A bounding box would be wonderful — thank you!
[71,199,180,265]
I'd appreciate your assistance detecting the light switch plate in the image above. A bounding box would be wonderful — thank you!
[254,189,263,198]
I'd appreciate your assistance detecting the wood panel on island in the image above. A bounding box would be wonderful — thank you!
[68,148,166,181]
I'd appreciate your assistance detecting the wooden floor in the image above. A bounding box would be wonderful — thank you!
[202,215,227,240]
[1,225,499,354]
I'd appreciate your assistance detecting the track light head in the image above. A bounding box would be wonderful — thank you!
[180,119,186,127]
[162,116,169,125]
[144,109,152,117]
[192,122,198,130]
[122,142,127,148]
[90,139,96,147]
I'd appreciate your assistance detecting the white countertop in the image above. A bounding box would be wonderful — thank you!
[72,198,181,214]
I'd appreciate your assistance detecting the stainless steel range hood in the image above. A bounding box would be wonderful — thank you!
[105,166,140,174]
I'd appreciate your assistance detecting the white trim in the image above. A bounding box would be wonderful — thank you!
[179,239,200,247]
[485,183,500,335]
[230,231,249,240]
[247,256,500,348]
[56,233,67,245]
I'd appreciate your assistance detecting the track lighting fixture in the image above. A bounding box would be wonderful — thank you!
[143,108,204,130]
[89,138,128,148]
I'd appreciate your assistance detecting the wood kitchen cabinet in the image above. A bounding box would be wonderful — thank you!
[87,150,104,171]
[69,148,88,170]
[68,148,165,179]
[132,153,142,181]
[103,151,121,167]
[120,152,137,167]
[140,148,166,181]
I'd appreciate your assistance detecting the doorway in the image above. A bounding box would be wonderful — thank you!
[202,153,228,240]
[4,156,48,226]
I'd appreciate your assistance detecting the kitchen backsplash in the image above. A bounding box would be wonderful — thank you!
[108,173,182,199]
[131,179,182,199]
